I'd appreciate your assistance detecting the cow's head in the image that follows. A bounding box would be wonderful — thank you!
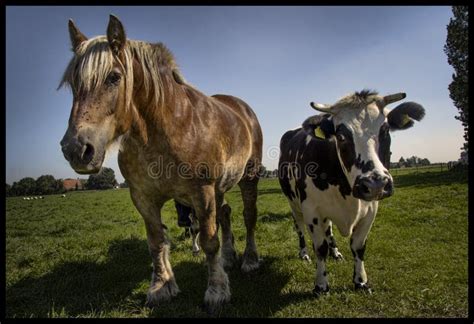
[310,90,425,201]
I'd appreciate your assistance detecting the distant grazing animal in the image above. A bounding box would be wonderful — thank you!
[59,15,263,313]
[278,90,425,295]
[61,194,66,198]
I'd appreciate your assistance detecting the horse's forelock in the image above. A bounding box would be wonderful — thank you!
[60,36,173,111]
[59,36,115,95]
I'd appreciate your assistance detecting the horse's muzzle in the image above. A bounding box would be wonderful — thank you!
[60,134,101,174]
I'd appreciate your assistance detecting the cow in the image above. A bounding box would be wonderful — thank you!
[278,90,425,295]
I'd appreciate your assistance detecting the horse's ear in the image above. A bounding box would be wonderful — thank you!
[107,14,126,55]
[68,19,87,52]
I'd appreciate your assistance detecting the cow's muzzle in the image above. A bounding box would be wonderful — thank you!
[353,174,393,201]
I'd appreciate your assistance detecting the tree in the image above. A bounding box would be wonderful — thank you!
[119,180,129,188]
[444,6,468,152]
[398,157,406,167]
[11,177,36,196]
[6,183,12,197]
[35,175,61,195]
[86,167,117,190]
[419,158,431,166]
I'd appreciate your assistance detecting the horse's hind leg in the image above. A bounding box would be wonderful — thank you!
[238,175,261,272]
[217,196,237,269]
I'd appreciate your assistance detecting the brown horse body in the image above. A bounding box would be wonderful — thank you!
[60,15,262,312]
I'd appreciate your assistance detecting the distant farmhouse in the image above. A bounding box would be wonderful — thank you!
[62,178,86,191]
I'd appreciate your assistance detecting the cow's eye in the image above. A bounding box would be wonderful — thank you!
[337,133,346,142]
[105,71,121,85]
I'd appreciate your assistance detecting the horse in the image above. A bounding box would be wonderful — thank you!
[59,15,263,313]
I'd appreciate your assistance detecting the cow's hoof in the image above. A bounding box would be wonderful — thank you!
[146,280,180,307]
[312,285,330,297]
[355,283,373,294]
[329,249,344,261]
[299,251,311,262]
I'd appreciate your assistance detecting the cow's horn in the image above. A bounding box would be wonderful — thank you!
[310,102,333,113]
[383,93,406,105]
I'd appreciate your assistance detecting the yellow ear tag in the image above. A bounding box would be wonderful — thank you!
[400,114,411,127]
[314,126,325,139]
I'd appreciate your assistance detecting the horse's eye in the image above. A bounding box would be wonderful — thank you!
[105,72,121,85]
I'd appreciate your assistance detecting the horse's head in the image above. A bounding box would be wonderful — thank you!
[59,15,135,174]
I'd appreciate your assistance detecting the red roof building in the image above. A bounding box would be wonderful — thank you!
[63,178,84,191]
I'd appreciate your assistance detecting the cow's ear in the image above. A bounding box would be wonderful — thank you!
[319,117,335,138]
[387,102,425,131]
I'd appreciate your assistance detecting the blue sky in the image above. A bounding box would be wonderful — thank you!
[6,6,463,184]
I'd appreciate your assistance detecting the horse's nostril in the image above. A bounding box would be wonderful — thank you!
[81,143,95,164]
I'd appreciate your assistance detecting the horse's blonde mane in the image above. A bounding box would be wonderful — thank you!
[59,36,179,110]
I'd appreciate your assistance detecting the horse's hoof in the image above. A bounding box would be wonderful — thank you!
[241,251,261,272]
[203,283,231,316]
[222,250,237,270]
[146,280,180,307]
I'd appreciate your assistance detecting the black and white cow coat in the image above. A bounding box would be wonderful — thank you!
[278,90,425,294]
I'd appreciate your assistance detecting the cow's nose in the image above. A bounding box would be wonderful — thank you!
[354,174,393,201]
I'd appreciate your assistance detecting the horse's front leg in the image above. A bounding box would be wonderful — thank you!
[194,184,230,313]
[129,188,179,306]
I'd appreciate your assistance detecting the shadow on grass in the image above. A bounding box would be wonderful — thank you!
[259,212,291,223]
[6,238,308,318]
[149,256,295,318]
[257,188,283,196]
[393,169,467,189]
[6,237,151,317]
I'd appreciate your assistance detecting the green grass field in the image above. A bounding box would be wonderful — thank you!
[5,169,468,318]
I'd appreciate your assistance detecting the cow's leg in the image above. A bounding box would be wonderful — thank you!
[217,197,237,269]
[324,220,344,261]
[238,177,261,272]
[302,204,330,295]
[129,188,179,306]
[289,203,310,261]
[306,214,330,296]
[350,205,377,293]
[194,184,230,312]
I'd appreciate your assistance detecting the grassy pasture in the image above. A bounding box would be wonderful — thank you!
[5,169,468,318]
